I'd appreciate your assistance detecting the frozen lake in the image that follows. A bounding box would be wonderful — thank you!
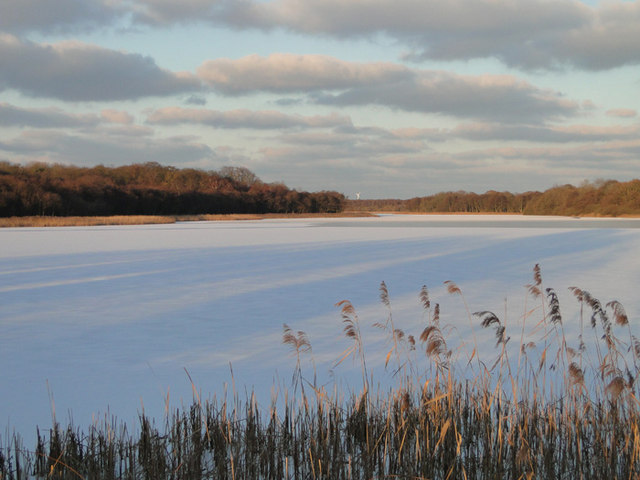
[2,214,640,441]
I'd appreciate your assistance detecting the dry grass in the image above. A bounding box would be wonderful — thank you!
[175,212,373,222]
[0,211,374,228]
[0,215,177,228]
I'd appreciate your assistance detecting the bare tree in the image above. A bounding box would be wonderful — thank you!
[218,166,261,186]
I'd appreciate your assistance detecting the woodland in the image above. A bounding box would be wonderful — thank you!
[0,162,345,217]
[1,161,639,218]
[348,178,640,216]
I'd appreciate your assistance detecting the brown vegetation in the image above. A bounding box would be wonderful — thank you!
[0,215,177,228]
[348,179,640,216]
[0,211,374,228]
[0,162,345,217]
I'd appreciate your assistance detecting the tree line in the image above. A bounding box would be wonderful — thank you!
[0,162,345,217]
[348,179,640,216]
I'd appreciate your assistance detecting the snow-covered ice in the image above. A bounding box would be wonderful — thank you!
[1,215,639,441]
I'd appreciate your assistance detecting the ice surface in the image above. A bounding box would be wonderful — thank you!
[1,215,639,441]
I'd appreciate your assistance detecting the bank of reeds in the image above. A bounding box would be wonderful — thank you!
[1,265,638,479]
[0,212,373,228]
[0,215,177,228]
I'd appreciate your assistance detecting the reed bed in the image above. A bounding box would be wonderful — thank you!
[0,215,177,228]
[1,265,638,479]
[0,212,373,228]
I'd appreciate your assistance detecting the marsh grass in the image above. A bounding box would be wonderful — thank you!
[0,212,373,228]
[1,265,639,479]
[0,215,177,228]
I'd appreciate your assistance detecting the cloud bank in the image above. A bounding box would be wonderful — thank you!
[4,1,640,71]
[0,129,217,168]
[0,0,119,34]
[198,54,579,122]
[147,107,352,129]
[0,35,201,101]
[163,0,640,71]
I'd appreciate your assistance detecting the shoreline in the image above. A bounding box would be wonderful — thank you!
[0,211,375,228]
[1,210,639,228]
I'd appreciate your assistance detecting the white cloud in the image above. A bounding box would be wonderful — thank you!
[147,106,352,129]
[554,1,640,70]
[0,35,201,101]
[99,125,155,137]
[208,0,640,71]
[0,0,120,34]
[4,1,639,72]
[606,109,637,118]
[0,102,101,128]
[216,0,586,37]
[185,94,207,106]
[317,72,578,123]
[198,53,411,93]
[451,122,640,143]
[255,125,432,172]
[0,129,217,167]
[198,54,579,122]
[101,109,135,125]
[456,139,640,166]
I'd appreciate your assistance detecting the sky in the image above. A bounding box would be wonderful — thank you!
[0,0,639,198]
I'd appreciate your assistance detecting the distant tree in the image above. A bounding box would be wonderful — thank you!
[5,160,638,218]
[218,166,261,187]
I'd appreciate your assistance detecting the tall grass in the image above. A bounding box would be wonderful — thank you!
[1,265,638,479]
[0,212,372,228]
[0,215,177,228]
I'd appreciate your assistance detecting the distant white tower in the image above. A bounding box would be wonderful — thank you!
[356,192,361,200]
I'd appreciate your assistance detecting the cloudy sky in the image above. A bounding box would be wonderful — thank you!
[1,0,639,198]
